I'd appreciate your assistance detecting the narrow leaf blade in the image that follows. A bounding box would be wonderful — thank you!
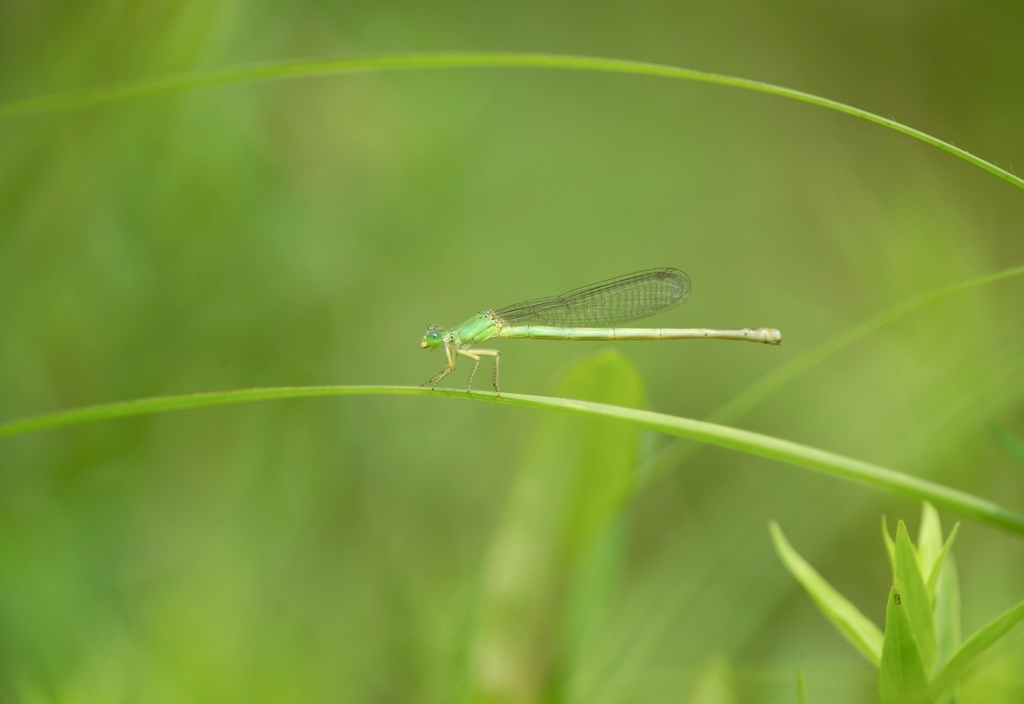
[925,524,960,599]
[917,503,943,582]
[770,522,883,665]
[932,553,962,690]
[469,351,644,701]
[930,598,1024,701]
[882,515,896,573]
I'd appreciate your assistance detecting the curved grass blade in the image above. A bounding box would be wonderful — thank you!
[929,598,1024,701]
[0,52,1020,191]
[770,521,884,666]
[3,385,1024,535]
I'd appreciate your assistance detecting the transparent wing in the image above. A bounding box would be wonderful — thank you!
[494,267,692,327]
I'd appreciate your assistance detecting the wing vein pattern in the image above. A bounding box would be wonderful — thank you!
[494,267,692,327]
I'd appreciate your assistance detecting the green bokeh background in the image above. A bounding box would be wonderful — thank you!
[2,1,1024,702]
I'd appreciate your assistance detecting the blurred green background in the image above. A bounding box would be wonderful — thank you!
[2,0,1024,701]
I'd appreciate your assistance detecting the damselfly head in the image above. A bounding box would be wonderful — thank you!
[421,325,445,350]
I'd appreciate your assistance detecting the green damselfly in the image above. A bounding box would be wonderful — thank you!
[420,267,781,392]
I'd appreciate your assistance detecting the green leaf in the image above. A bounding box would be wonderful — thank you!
[882,515,896,573]
[770,522,883,666]
[925,524,960,600]
[879,588,931,704]
[893,521,937,672]
[797,670,810,704]
[469,351,644,701]
[684,656,735,704]
[930,598,1024,701]
[917,503,944,582]
[932,554,962,690]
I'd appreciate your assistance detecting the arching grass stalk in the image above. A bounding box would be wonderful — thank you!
[1,52,1021,191]
[2,385,1023,535]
